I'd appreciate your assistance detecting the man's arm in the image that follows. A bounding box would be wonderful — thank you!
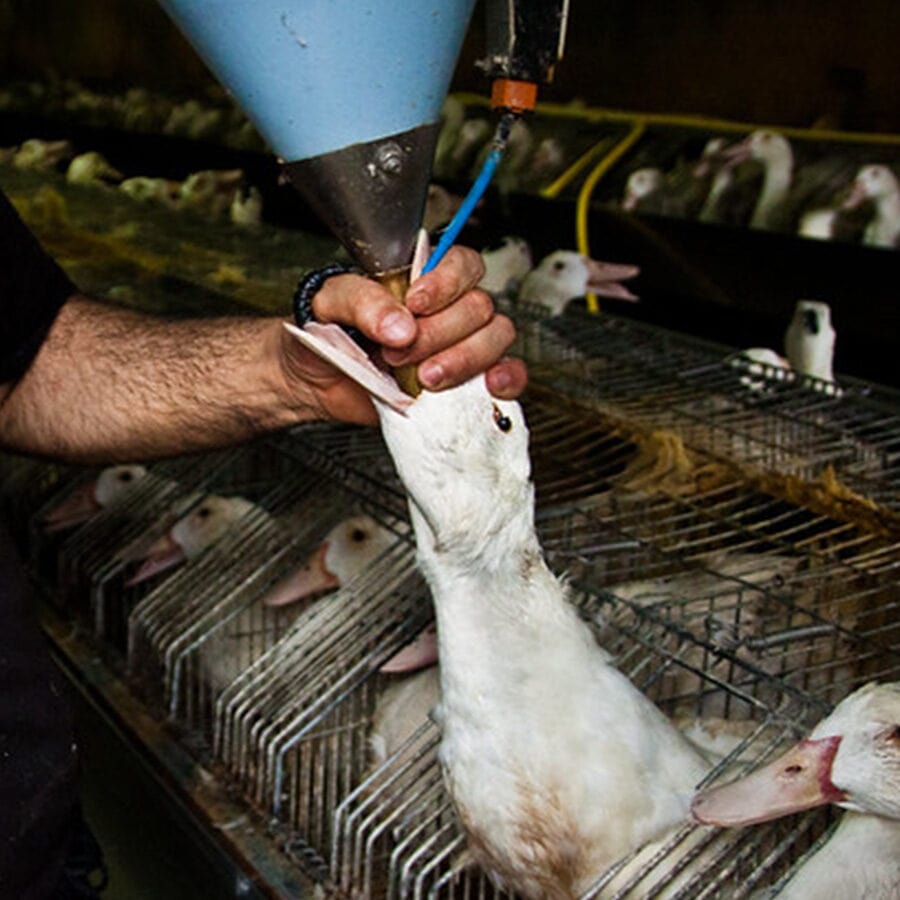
[0,247,525,463]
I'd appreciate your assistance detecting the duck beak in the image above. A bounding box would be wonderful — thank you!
[585,258,640,302]
[380,624,438,673]
[261,542,339,607]
[720,137,752,167]
[842,179,868,210]
[691,735,845,827]
[125,532,185,586]
[41,482,100,532]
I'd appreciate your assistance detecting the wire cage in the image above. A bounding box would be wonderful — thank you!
[330,586,835,900]
[32,439,297,659]
[507,307,900,511]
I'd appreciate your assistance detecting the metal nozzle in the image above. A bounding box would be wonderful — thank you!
[283,122,441,277]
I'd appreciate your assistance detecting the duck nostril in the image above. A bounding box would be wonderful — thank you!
[784,765,803,775]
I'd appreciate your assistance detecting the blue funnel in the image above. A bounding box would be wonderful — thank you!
[158,0,476,273]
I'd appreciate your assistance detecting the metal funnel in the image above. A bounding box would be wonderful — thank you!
[157,0,476,274]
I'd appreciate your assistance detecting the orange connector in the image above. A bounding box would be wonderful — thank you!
[490,78,538,114]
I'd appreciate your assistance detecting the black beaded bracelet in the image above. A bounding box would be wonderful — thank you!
[292,262,361,329]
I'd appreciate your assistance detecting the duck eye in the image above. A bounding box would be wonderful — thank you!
[492,404,512,433]
[119,472,133,482]
[351,528,367,543]
[197,507,211,519]
[552,260,566,272]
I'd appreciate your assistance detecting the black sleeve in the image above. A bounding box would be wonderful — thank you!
[0,189,77,384]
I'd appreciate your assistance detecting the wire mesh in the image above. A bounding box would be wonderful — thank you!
[507,306,900,510]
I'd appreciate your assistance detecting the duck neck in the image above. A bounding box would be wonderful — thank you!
[752,155,792,227]
[408,487,576,686]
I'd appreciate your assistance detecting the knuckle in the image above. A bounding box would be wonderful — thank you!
[466,289,495,323]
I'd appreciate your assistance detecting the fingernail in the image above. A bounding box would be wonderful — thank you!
[406,287,430,313]
[418,360,445,388]
[380,310,414,343]
[489,367,512,393]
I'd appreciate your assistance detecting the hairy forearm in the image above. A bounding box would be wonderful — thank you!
[0,297,317,463]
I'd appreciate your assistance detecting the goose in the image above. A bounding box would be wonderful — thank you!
[125,494,261,585]
[65,151,123,186]
[285,307,709,898]
[692,682,900,899]
[843,164,900,248]
[518,249,640,315]
[479,236,533,297]
[41,464,148,532]
[784,299,836,385]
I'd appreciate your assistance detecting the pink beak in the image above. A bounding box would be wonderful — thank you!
[261,542,340,607]
[691,735,846,827]
[842,179,868,211]
[585,258,640,303]
[380,624,439,674]
[125,532,185,586]
[42,482,100,532]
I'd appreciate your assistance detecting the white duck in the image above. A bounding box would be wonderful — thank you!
[261,513,438,673]
[125,494,260,585]
[285,304,709,897]
[12,138,73,171]
[621,167,665,212]
[518,250,640,315]
[229,185,263,228]
[119,176,180,207]
[479,236,533,297]
[724,130,794,230]
[376,378,709,897]
[692,682,900,899]
[41,464,148,532]
[65,151,123,186]
[784,299,836,384]
[261,513,396,608]
[843,164,900,248]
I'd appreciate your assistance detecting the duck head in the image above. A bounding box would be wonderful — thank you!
[518,250,640,313]
[262,513,396,607]
[692,682,900,826]
[722,130,793,170]
[126,494,256,585]
[844,164,899,209]
[42,464,147,532]
[376,377,532,556]
[622,167,663,210]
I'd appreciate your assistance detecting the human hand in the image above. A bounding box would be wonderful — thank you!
[279,246,527,425]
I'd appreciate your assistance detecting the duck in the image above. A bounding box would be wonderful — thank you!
[177,169,244,219]
[784,299,837,385]
[261,513,438,674]
[284,301,710,898]
[65,150,123,186]
[621,167,665,213]
[229,184,263,228]
[41,464,148,532]
[722,130,795,230]
[376,376,710,898]
[432,95,467,180]
[119,176,180,206]
[444,117,492,179]
[518,249,640,315]
[12,137,74,171]
[692,681,900,899]
[479,236,533,297]
[842,164,900,248]
[125,494,262,585]
[261,513,396,608]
